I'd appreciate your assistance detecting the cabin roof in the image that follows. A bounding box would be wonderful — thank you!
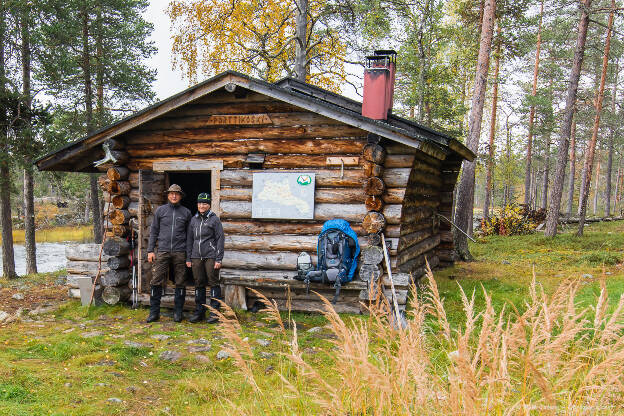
[35,71,474,172]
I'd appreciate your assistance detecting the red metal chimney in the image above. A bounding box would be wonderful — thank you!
[362,50,397,120]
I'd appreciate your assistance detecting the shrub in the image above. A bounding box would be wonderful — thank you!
[214,265,624,415]
[480,204,537,236]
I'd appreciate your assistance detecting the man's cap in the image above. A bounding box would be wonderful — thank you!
[197,193,211,203]
[164,184,185,197]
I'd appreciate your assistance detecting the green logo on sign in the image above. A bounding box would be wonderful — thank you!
[297,175,312,186]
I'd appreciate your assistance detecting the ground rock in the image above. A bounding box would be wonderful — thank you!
[159,350,182,362]
[81,331,103,338]
[256,339,271,347]
[216,350,231,360]
[187,338,210,345]
[188,345,211,353]
[124,341,152,348]
[107,398,122,404]
[194,354,211,363]
[11,293,24,300]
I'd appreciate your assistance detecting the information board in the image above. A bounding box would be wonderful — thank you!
[252,172,315,219]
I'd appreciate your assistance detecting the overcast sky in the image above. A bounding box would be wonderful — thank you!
[141,0,363,101]
[143,0,190,101]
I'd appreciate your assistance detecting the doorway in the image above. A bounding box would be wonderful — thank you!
[167,171,212,215]
[165,171,213,288]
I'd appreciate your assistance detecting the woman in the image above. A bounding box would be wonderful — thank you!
[185,193,225,323]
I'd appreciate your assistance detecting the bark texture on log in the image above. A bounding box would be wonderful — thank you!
[103,237,130,256]
[101,269,130,286]
[103,286,131,305]
[362,212,386,234]
[107,166,130,181]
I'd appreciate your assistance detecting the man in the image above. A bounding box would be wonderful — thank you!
[146,184,192,323]
[186,193,224,323]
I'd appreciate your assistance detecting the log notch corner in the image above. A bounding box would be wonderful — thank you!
[360,135,409,309]
[96,139,133,305]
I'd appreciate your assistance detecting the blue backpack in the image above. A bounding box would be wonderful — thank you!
[298,219,360,303]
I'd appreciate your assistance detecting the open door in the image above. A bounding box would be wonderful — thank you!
[137,170,166,294]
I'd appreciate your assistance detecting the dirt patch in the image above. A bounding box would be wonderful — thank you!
[0,283,67,314]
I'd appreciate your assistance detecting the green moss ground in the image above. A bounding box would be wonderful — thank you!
[1,221,623,415]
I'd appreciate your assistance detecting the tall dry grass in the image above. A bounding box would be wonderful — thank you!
[212,263,624,415]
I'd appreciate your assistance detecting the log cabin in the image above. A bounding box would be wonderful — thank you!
[36,51,474,313]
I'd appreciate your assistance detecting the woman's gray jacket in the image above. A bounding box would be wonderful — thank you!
[186,211,224,262]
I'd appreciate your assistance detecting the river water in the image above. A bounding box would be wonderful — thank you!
[0,243,68,276]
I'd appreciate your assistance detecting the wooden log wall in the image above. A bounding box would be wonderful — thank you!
[93,144,137,305]
[386,140,445,276]
[435,157,463,267]
[106,89,458,311]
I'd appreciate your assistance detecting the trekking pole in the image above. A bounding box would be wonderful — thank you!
[130,230,138,309]
[381,233,401,323]
[88,191,113,310]
[436,213,477,243]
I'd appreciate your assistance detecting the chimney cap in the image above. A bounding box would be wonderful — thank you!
[374,49,397,57]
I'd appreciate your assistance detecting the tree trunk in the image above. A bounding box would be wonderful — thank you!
[96,6,104,127]
[540,134,550,210]
[577,141,588,216]
[524,0,544,205]
[577,0,614,236]
[605,57,618,217]
[21,6,36,275]
[543,0,593,237]
[453,0,496,260]
[294,0,308,81]
[566,115,577,215]
[592,155,601,216]
[81,8,102,244]
[504,114,512,206]
[615,158,622,214]
[0,5,15,279]
[484,24,501,219]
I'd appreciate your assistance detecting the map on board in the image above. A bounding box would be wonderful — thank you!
[252,172,315,219]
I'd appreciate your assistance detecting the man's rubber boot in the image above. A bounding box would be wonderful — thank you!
[173,287,186,322]
[146,285,162,323]
[189,287,207,323]
[206,285,222,324]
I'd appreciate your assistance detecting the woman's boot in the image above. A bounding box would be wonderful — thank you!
[206,285,222,324]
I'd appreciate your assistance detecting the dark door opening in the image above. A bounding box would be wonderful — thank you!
[167,171,212,215]
[166,171,212,288]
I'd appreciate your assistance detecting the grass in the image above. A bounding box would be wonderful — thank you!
[8,225,94,244]
[0,221,623,414]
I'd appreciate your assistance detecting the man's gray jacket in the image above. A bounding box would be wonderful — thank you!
[147,202,192,253]
[186,211,224,262]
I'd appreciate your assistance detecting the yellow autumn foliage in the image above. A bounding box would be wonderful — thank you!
[167,0,347,92]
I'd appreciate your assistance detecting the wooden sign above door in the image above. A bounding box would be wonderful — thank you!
[206,114,272,126]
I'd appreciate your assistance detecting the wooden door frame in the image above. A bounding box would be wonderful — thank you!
[153,159,224,216]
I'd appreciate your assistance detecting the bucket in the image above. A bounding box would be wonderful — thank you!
[76,276,94,306]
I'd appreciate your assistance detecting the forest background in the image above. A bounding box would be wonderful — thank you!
[0,0,623,277]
